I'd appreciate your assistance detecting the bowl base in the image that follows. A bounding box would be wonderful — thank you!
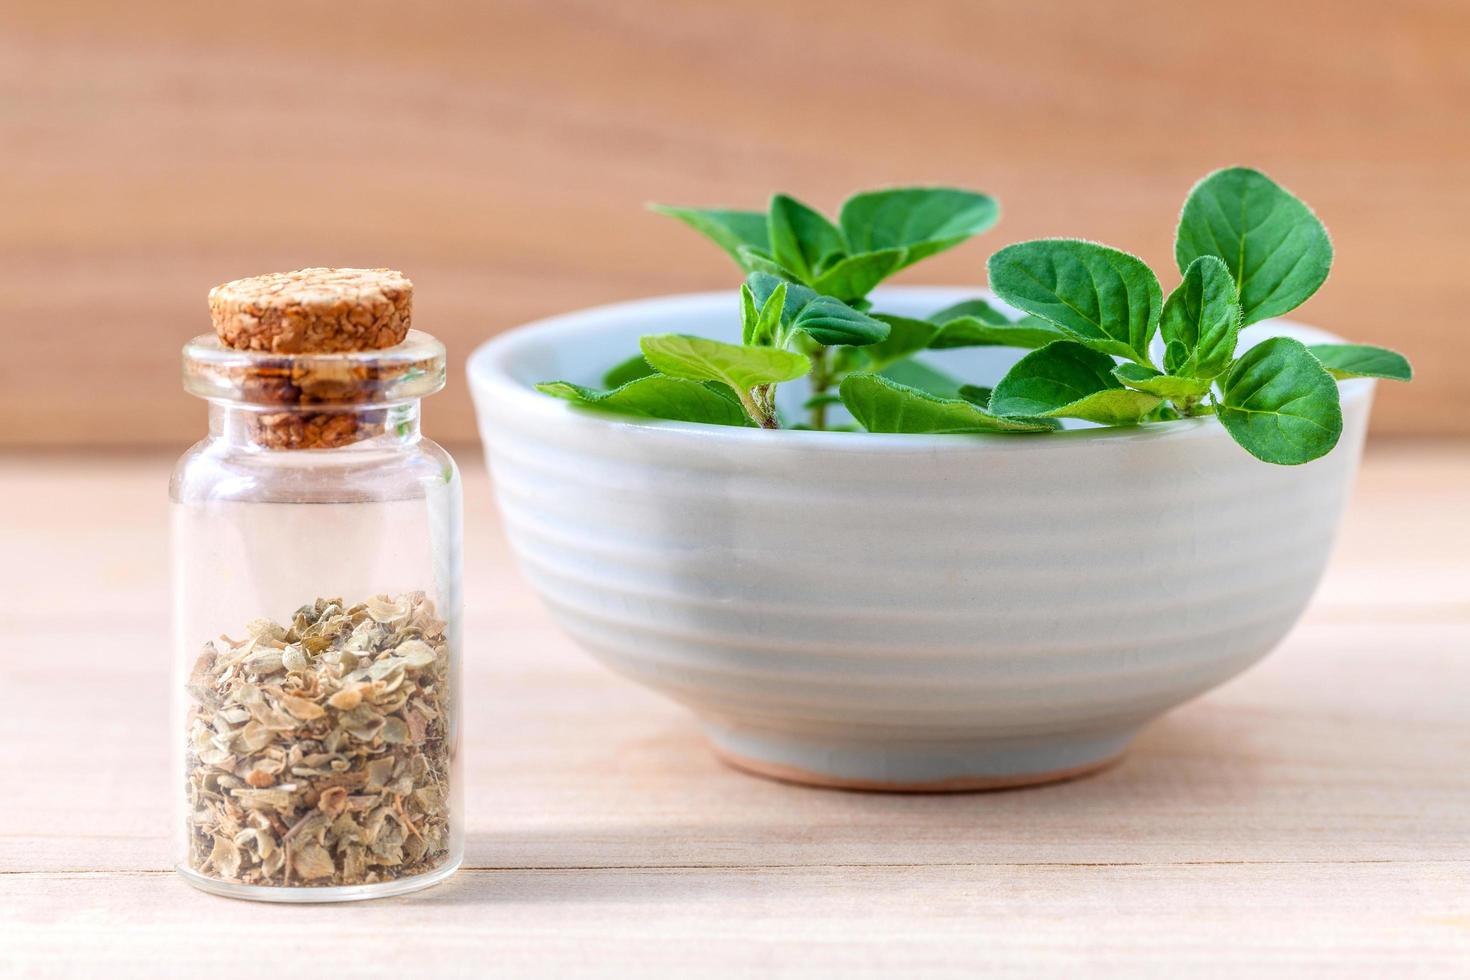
[702,722,1135,793]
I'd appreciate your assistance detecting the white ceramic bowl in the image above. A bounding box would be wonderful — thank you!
[468,287,1374,791]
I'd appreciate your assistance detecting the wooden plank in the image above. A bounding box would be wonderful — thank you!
[3,865,1468,978]
[0,445,1466,973]
[2,1,1467,447]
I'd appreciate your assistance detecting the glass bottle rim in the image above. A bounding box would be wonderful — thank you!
[181,329,446,406]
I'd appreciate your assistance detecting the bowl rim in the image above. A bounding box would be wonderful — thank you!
[466,285,1372,454]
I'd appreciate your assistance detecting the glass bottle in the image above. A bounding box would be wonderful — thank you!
[171,330,462,901]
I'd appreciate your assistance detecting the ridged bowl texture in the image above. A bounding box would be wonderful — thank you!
[468,288,1372,790]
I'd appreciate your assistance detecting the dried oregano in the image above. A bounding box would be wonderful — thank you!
[185,592,451,887]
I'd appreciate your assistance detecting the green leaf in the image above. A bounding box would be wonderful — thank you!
[737,246,800,282]
[650,205,769,271]
[930,298,1008,322]
[927,299,1070,350]
[840,373,1055,434]
[1306,343,1413,381]
[746,272,890,347]
[863,315,939,371]
[958,384,992,408]
[740,281,787,346]
[640,334,810,391]
[877,358,965,399]
[537,376,753,427]
[1175,167,1333,326]
[991,341,1162,425]
[839,188,1000,269]
[1112,363,1213,400]
[1160,255,1241,379]
[1152,403,1185,421]
[700,380,748,407]
[746,271,803,313]
[793,297,891,347]
[810,248,907,302]
[602,353,655,388]
[768,194,847,283]
[987,239,1162,362]
[739,283,759,346]
[1217,337,1343,464]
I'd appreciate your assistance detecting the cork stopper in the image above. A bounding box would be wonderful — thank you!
[190,267,437,450]
[209,267,412,354]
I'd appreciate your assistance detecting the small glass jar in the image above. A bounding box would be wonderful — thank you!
[171,330,462,901]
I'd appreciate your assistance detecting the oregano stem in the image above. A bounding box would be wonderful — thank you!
[743,384,780,429]
[808,346,831,430]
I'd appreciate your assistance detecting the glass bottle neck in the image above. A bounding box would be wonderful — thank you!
[207,400,422,452]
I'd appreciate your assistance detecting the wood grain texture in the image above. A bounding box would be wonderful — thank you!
[0,444,1467,975]
[2,0,1467,447]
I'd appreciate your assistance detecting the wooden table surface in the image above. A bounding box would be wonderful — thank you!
[2,444,1467,976]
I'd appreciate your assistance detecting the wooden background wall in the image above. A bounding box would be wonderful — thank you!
[4,0,1467,447]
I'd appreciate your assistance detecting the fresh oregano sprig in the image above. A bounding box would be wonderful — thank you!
[831,168,1410,461]
[970,167,1409,463]
[538,272,892,429]
[536,168,1411,465]
[653,188,1000,303]
[651,188,1000,426]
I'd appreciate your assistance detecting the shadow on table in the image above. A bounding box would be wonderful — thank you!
[400,709,1291,907]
